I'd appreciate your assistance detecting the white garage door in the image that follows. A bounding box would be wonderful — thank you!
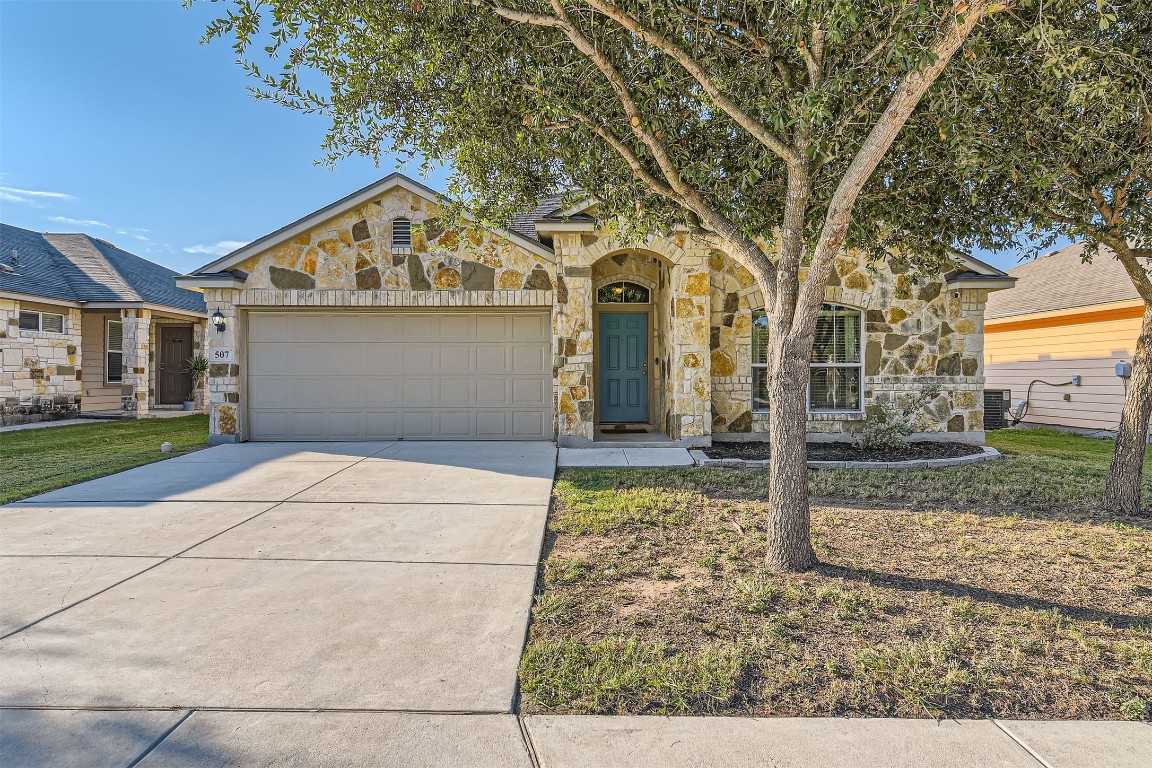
[246,311,552,441]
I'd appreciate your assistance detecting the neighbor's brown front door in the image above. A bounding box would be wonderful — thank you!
[158,325,194,405]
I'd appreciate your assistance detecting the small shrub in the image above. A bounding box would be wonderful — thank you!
[857,384,941,451]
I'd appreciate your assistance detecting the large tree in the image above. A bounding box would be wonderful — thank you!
[202,0,1029,569]
[890,2,1151,514]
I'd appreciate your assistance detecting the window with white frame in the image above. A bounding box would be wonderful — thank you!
[391,218,412,248]
[18,310,65,333]
[752,303,863,413]
[106,319,124,384]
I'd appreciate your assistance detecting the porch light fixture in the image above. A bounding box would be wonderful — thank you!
[210,310,226,333]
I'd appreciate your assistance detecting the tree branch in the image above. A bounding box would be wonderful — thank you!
[794,2,996,327]
[577,0,798,162]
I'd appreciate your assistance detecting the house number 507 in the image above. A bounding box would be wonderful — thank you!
[211,349,234,362]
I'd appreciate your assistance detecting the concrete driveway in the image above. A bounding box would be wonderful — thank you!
[0,440,555,766]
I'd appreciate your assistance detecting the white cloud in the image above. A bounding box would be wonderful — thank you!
[183,240,248,256]
[1,185,74,204]
[47,216,109,228]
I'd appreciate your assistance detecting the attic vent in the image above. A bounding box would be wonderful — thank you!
[392,218,412,248]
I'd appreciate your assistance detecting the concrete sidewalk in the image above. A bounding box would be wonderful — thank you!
[0,712,1146,767]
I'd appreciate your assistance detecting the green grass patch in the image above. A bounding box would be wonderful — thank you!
[551,477,700,535]
[519,637,747,714]
[0,416,209,502]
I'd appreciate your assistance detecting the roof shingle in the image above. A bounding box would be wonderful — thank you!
[0,223,205,313]
[985,242,1141,319]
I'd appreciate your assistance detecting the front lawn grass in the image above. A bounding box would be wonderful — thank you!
[520,429,1152,720]
[0,415,209,503]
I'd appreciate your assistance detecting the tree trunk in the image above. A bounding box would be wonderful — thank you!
[1103,303,1152,515]
[765,344,818,571]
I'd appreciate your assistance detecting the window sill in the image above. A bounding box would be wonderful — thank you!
[752,410,865,421]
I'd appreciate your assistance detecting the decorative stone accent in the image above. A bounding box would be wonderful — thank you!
[355,266,382,290]
[269,265,316,290]
[432,268,460,290]
[524,266,553,291]
[461,261,495,290]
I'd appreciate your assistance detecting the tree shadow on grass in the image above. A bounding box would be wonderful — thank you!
[817,563,1151,630]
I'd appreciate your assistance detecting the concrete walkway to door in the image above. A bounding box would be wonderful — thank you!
[0,440,555,764]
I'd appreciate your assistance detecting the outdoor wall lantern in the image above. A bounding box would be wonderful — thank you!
[210,310,226,333]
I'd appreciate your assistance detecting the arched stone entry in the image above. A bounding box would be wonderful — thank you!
[550,238,712,446]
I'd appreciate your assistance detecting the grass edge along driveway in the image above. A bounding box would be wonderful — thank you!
[0,415,209,503]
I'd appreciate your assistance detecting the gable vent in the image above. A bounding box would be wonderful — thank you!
[391,218,412,248]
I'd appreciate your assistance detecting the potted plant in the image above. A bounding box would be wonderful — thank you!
[183,354,209,412]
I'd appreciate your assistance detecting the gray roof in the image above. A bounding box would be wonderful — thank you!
[0,223,206,313]
[985,242,1142,319]
[507,194,596,246]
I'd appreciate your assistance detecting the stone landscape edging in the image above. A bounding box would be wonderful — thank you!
[690,445,1002,471]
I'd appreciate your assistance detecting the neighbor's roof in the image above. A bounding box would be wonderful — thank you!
[0,223,206,314]
[985,242,1141,319]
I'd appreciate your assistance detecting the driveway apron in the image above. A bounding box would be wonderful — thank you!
[0,441,554,766]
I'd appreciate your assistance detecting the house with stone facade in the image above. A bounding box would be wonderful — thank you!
[0,223,209,424]
[176,174,1015,446]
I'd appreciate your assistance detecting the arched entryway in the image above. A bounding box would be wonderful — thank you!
[591,251,670,440]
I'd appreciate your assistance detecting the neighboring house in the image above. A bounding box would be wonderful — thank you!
[177,174,1014,446]
[985,243,1144,435]
[0,223,209,423]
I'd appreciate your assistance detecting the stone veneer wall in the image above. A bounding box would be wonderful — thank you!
[236,188,557,296]
[552,232,711,445]
[709,250,988,441]
[197,183,987,445]
[0,297,83,422]
[204,187,559,443]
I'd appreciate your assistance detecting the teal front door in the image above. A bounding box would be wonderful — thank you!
[599,312,649,423]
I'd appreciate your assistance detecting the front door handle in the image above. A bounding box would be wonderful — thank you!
[643,362,648,376]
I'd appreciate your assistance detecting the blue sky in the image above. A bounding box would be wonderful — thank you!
[1,0,1053,275]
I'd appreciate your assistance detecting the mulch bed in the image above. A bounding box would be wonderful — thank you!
[703,440,985,462]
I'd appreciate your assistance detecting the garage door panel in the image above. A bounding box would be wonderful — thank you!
[247,311,550,440]
[328,411,365,439]
[513,378,546,405]
[329,343,369,375]
[475,346,508,373]
[511,344,548,373]
[439,345,474,372]
[365,379,401,406]
[403,346,436,373]
[476,411,509,438]
[402,378,440,404]
[402,411,435,439]
[475,314,508,341]
[365,411,401,439]
[512,411,546,438]
[401,315,439,341]
[513,313,548,341]
[440,314,474,340]
[288,411,326,439]
[440,379,474,405]
[475,378,509,405]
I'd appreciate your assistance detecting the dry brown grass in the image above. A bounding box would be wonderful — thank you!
[519,431,1152,720]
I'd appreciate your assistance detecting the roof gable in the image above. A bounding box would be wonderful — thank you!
[187,173,557,277]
